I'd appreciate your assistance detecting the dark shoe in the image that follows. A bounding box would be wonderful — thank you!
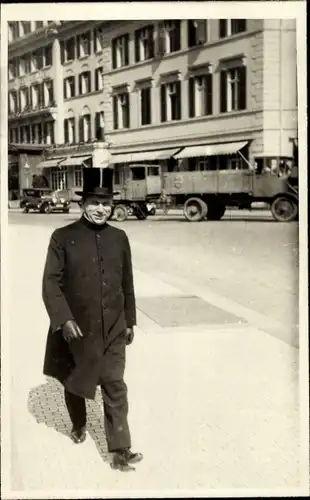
[110,450,135,472]
[70,425,86,444]
[124,448,143,464]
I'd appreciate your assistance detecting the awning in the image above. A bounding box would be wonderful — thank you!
[110,148,180,164]
[60,155,92,167]
[174,141,248,159]
[36,157,65,168]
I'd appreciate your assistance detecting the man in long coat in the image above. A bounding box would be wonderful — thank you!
[42,167,142,472]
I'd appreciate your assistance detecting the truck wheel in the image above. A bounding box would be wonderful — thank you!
[270,196,298,222]
[113,204,128,222]
[183,197,208,222]
[134,203,148,220]
[207,203,226,221]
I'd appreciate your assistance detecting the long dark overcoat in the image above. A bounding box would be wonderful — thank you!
[42,216,136,400]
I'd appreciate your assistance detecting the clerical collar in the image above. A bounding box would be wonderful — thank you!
[80,214,109,231]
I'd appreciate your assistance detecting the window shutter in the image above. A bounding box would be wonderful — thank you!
[87,32,91,55]
[40,83,44,107]
[112,39,117,69]
[60,41,65,64]
[77,35,81,58]
[160,84,166,122]
[113,95,118,129]
[87,115,92,140]
[64,119,69,143]
[188,77,195,117]
[206,73,213,115]
[148,26,154,58]
[124,92,130,128]
[18,90,22,111]
[63,79,67,99]
[238,66,246,110]
[124,34,129,65]
[147,87,151,123]
[135,31,140,62]
[88,71,91,93]
[175,21,181,51]
[95,112,100,139]
[175,80,181,120]
[197,20,206,44]
[157,22,166,55]
[79,116,84,142]
[29,86,33,108]
[219,19,226,38]
[78,74,82,95]
[49,81,54,104]
[220,71,227,113]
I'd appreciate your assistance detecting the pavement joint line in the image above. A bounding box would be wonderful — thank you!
[133,266,298,347]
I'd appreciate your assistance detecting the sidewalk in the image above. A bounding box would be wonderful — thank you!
[4,223,304,497]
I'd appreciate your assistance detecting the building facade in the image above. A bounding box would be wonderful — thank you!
[8,19,298,197]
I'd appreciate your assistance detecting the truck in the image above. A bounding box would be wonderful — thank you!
[110,163,299,223]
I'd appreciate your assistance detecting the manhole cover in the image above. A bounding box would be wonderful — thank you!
[137,295,246,327]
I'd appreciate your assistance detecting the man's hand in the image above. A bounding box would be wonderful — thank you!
[62,320,83,342]
[125,327,134,346]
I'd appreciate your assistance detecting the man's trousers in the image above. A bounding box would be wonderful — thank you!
[64,377,131,452]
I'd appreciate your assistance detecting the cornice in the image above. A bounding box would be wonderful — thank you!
[8,21,122,57]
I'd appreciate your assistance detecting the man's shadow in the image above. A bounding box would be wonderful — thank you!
[27,378,110,463]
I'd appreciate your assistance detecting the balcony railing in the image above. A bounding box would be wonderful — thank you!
[8,101,57,119]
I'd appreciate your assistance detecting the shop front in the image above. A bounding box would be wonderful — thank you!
[35,142,110,201]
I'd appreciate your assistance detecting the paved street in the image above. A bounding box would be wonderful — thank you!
[4,210,306,496]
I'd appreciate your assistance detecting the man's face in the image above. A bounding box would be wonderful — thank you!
[82,195,113,225]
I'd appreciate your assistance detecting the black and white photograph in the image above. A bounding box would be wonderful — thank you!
[0,1,308,498]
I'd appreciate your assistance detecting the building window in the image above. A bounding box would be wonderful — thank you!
[158,21,181,55]
[8,58,19,80]
[35,21,44,30]
[77,32,91,58]
[220,66,246,112]
[31,83,44,109]
[135,25,154,62]
[160,80,181,122]
[31,123,43,144]
[19,54,31,76]
[64,117,76,144]
[31,48,44,71]
[43,45,53,66]
[95,67,103,91]
[188,20,207,47]
[94,26,104,53]
[50,167,68,190]
[113,91,130,129]
[19,87,30,111]
[20,125,30,143]
[95,111,105,140]
[8,91,18,114]
[189,73,213,117]
[43,79,54,106]
[219,19,246,38]
[63,37,75,63]
[79,114,91,142]
[21,22,31,36]
[79,71,91,95]
[112,34,129,69]
[63,76,75,99]
[140,87,152,125]
[8,22,20,42]
[74,168,83,187]
[43,122,54,145]
[9,127,18,143]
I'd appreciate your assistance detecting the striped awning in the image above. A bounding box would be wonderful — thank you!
[36,157,65,168]
[59,155,92,167]
[110,148,180,164]
[174,141,248,159]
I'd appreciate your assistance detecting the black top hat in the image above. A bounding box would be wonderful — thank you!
[76,168,116,198]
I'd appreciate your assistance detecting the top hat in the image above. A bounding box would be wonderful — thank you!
[76,168,116,198]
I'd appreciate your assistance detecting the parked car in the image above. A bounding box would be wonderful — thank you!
[20,188,71,214]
